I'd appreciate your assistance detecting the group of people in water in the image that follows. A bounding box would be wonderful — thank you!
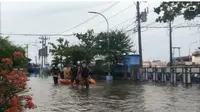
[50,61,90,89]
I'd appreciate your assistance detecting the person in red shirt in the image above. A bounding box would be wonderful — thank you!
[51,63,60,85]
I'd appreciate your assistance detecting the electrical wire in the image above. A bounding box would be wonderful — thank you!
[2,24,199,37]
[57,1,120,34]
[110,17,136,29]
[91,3,135,27]
[0,33,75,37]
[123,19,137,30]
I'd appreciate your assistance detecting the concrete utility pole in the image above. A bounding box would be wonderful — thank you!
[169,21,173,66]
[39,36,50,67]
[136,1,143,67]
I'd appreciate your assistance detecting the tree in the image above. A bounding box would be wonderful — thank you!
[75,29,98,64]
[66,45,86,64]
[49,38,69,66]
[96,30,134,68]
[154,2,200,22]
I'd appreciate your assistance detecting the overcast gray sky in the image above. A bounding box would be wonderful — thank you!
[1,1,200,64]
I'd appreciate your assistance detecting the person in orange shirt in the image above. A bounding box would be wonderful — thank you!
[63,64,71,79]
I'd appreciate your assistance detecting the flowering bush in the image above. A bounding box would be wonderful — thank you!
[0,51,36,112]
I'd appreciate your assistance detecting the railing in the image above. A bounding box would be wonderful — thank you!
[137,66,200,85]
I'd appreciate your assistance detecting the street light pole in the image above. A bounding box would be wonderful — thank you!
[189,42,198,62]
[88,11,110,75]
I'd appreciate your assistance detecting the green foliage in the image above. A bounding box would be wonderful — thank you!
[49,30,133,70]
[66,45,86,64]
[0,36,26,59]
[154,2,200,22]
[49,38,69,66]
[96,30,133,67]
[75,29,97,64]
[0,36,28,69]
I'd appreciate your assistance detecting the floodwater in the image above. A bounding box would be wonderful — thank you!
[28,74,200,112]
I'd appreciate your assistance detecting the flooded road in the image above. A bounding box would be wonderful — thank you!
[28,75,200,112]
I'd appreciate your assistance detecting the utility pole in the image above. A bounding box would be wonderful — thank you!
[169,21,173,66]
[39,36,49,68]
[39,36,44,67]
[136,1,143,67]
[26,44,29,58]
[35,56,37,65]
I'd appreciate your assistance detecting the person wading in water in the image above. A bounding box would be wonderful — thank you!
[71,62,79,87]
[63,64,71,79]
[80,61,90,89]
[51,63,60,85]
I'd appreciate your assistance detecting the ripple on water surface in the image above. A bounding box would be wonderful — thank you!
[27,76,200,112]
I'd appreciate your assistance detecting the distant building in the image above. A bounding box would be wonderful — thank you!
[192,51,200,65]
[143,60,167,67]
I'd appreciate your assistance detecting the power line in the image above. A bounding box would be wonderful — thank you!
[0,33,75,37]
[125,23,200,33]
[123,19,137,30]
[57,1,120,34]
[110,17,135,29]
[91,3,135,27]
[2,24,199,37]
[141,24,200,28]
[125,21,156,33]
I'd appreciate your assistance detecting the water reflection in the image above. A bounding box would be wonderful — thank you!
[27,75,200,112]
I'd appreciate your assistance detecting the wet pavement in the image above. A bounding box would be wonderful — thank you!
[27,75,200,112]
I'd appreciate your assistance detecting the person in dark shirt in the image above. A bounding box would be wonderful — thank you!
[80,61,90,89]
[51,63,60,85]
[71,62,79,86]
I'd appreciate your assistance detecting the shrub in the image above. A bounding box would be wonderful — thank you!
[0,51,36,112]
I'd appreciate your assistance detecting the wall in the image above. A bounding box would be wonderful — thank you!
[192,56,200,65]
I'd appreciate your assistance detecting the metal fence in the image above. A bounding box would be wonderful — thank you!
[138,66,200,85]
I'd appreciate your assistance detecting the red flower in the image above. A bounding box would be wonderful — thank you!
[7,107,16,112]
[13,79,21,84]
[26,101,35,109]
[20,71,26,77]
[16,105,23,111]
[1,58,13,65]
[10,71,19,77]
[19,82,27,88]
[21,76,27,81]
[6,75,13,81]
[10,95,19,106]
[0,70,8,76]
[0,98,2,103]
[13,51,24,58]
[24,96,32,101]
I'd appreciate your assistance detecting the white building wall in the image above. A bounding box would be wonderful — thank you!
[192,56,200,65]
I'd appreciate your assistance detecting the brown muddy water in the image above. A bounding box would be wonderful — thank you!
[27,75,200,112]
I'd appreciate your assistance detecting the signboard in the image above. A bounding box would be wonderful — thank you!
[123,55,140,65]
[39,46,48,57]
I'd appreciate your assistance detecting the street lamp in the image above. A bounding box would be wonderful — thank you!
[189,42,198,62]
[88,11,111,76]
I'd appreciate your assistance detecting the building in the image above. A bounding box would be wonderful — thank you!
[192,51,200,65]
[143,60,168,67]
